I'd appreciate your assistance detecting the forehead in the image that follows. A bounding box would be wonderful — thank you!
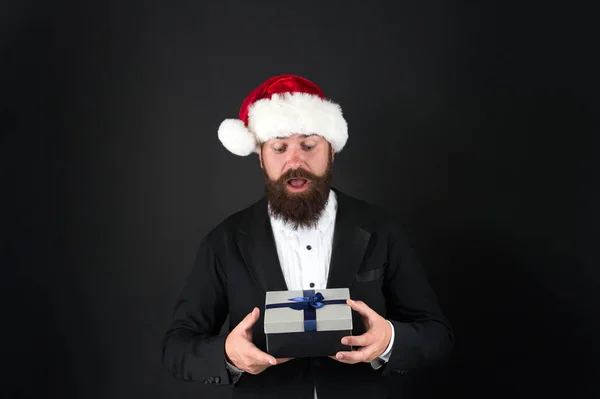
[270,133,324,142]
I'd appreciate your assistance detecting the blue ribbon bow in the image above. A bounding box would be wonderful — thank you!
[265,290,347,332]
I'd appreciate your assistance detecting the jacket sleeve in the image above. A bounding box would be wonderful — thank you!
[381,228,454,376]
[161,237,232,384]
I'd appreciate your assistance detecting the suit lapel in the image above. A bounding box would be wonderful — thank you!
[236,197,288,294]
[326,189,372,289]
[236,190,372,293]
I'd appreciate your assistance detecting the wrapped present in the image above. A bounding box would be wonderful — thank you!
[264,288,353,358]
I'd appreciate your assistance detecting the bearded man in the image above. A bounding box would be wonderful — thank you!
[161,75,453,399]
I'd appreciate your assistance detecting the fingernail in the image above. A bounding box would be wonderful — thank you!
[269,359,276,365]
[337,353,344,359]
[341,338,348,345]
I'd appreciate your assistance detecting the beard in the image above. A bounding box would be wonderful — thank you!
[264,157,333,230]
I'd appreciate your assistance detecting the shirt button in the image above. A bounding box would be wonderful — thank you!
[309,282,315,288]
[306,245,312,250]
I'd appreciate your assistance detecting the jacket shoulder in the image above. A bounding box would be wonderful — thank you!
[336,190,399,223]
[203,196,264,243]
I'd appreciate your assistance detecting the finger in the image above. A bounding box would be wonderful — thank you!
[275,357,294,364]
[334,349,369,364]
[341,333,373,347]
[346,299,374,319]
[247,365,269,375]
[245,343,277,366]
[241,307,260,331]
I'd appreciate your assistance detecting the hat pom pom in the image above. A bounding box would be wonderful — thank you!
[217,119,257,156]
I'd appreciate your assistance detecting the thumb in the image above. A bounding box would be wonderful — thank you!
[347,299,374,319]
[241,307,260,331]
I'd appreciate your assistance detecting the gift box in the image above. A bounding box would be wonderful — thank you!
[264,288,353,358]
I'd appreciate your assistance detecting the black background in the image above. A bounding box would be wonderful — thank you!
[2,1,597,398]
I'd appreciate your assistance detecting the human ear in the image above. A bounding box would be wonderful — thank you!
[258,146,264,169]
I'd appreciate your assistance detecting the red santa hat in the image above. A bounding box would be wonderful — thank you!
[217,75,348,156]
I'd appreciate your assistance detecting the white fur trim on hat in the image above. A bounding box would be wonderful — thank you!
[248,92,348,152]
[217,119,257,156]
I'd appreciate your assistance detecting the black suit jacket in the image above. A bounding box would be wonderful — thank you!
[161,188,453,399]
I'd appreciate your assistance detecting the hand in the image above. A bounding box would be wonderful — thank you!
[225,307,293,374]
[329,299,392,364]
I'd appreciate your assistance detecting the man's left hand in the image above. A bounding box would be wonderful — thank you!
[329,299,392,364]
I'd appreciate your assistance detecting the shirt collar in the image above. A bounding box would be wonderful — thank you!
[269,190,337,236]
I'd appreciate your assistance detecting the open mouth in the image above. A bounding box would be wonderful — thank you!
[287,178,309,190]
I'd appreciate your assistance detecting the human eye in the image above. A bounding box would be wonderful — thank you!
[272,143,286,153]
[302,142,316,151]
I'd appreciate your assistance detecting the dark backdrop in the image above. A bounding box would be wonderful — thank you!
[2,1,597,398]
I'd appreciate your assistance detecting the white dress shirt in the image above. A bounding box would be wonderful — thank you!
[226,190,395,397]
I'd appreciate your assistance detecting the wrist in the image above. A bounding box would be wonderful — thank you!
[378,320,394,358]
[224,335,233,364]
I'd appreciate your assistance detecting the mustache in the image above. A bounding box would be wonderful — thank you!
[278,168,319,182]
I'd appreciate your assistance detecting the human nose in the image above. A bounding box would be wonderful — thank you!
[285,147,306,170]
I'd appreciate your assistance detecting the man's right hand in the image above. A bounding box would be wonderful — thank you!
[225,307,293,375]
